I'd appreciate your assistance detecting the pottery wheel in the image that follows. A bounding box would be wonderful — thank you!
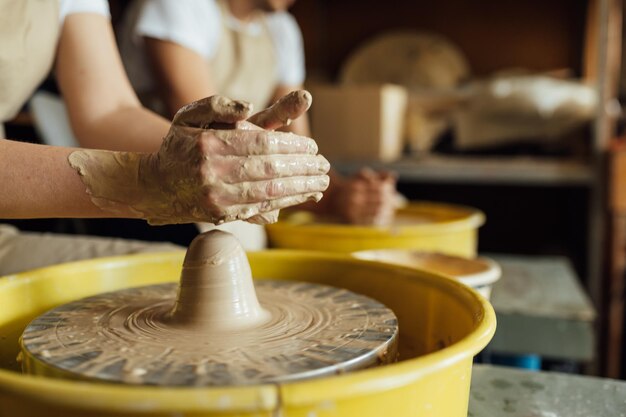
[21,231,398,386]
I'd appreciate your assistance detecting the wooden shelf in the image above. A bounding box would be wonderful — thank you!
[334,155,594,186]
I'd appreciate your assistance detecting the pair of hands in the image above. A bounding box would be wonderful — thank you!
[331,169,400,226]
[142,91,329,225]
[69,91,329,226]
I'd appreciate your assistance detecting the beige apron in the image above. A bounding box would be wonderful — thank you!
[0,0,59,136]
[211,0,278,111]
[0,1,182,276]
[129,0,278,117]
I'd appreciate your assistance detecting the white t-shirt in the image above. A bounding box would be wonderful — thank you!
[59,0,110,23]
[121,0,305,94]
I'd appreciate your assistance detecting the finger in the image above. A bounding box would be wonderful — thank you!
[219,175,330,204]
[355,195,388,208]
[378,170,398,182]
[373,181,398,197]
[233,120,263,131]
[394,192,409,208]
[345,179,395,195]
[355,167,378,182]
[216,155,330,183]
[207,129,318,155]
[248,90,312,130]
[247,210,279,225]
[355,168,398,186]
[364,178,397,193]
[173,96,253,128]
[221,192,323,223]
[346,200,387,217]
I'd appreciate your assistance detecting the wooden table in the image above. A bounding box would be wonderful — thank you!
[469,365,626,416]
[487,254,596,361]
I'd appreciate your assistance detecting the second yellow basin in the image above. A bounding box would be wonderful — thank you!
[265,201,485,257]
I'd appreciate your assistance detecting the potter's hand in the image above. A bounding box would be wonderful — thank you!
[333,168,400,226]
[69,95,330,225]
[247,90,312,130]
[244,90,315,224]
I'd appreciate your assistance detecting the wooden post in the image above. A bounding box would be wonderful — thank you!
[584,0,622,376]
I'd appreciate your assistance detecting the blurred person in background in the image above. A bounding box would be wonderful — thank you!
[120,0,401,232]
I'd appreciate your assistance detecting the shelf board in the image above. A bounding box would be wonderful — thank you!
[333,155,595,186]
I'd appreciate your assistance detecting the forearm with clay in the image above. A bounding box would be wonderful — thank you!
[68,94,330,225]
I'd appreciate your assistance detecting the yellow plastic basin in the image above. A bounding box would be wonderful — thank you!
[0,251,495,417]
[265,201,485,257]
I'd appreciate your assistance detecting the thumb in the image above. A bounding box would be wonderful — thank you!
[172,96,253,128]
[248,90,312,130]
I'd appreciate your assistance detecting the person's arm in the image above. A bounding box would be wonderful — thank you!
[0,139,137,219]
[1,94,330,224]
[144,37,217,118]
[56,14,169,152]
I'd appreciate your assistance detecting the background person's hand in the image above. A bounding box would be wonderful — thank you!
[332,168,400,226]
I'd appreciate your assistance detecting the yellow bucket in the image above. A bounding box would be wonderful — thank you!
[0,251,495,417]
[265,201,485,257]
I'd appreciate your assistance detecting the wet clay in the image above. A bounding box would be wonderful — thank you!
[171,95,253,129]
[166,229,270,331]
[21,231,398,386]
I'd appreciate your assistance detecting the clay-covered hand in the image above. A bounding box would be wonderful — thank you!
[332,168,400,226]
[69,94,330,225]
[243,90,314,223]
[247,90,312,130]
